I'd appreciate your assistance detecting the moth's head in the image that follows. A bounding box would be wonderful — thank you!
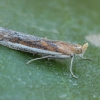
[73,43,88,56]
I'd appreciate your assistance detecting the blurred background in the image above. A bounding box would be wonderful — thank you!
[0,0,100,100]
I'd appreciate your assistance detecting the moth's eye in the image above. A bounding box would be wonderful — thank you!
[77,49,80,52]
[75,48,82,54]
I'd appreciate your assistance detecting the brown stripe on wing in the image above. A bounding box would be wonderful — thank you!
[5,36,73,55]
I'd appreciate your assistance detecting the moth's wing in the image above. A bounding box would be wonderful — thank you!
[0,41,71,59]
[0,41,61,55]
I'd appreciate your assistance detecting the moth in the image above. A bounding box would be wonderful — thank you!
[0,27,91,78]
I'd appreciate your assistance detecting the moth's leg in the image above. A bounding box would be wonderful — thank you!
[70,56,78,78]
[80,56,93,61]
[32,53,35,56]
[27,55,52,64]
